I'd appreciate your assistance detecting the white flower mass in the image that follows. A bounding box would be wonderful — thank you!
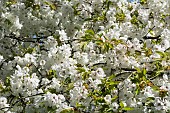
[0,0,170,113]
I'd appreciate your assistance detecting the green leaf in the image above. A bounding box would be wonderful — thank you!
[123,107,134,111]
[156,51,166,59]
[115,10,126,22]
[135,67,141,73]
[135,50,141,55]
[5,77,10,86]
[48,88,56,93]
[135,87,140,95]
[108,74,116,80]
[47,69,57,79]
[80,42,88,51]
[120,101,124,108]
[127,4,133,11]
[140,0,147,5]
[25,47,35,54]
[0,84,4,91]
[64,77,71,84]
[130,10,139,17]
[53,34,62,46]
[33,4,40,10]
[72,3,80,15]
[47,106,56,112]
[130,16,139,26]
[6,0,17,7]
[44,1,57,10]
[76,67,86,73]
[67,83,74,91]
[106,108,114,112]
[96,40,104,45]
[152,85,159,91]
[60,109,74,113]
[85,29,95,36]
[147,97,155,101]
[111,95,118,102]
[106,81,118,86]
[142,68,147,76]
[81,71,90,80]
[76,103,85,109]
[145,48,153,57]
[25,0,34,8]
[149,70,164,79]
[96,97,105,103]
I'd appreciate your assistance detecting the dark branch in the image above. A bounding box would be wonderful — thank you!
[143,35,161,40]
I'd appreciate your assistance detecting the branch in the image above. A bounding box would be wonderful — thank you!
[143,35,161,40]
[0,93,45,112]
[5,34,44,43]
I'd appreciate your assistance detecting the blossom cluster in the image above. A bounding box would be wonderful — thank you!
[0,0,170,113]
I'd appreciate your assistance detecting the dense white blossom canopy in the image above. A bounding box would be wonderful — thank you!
[0,0,170,113]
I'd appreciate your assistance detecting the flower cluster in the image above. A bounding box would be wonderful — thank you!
[0,0,170,113]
